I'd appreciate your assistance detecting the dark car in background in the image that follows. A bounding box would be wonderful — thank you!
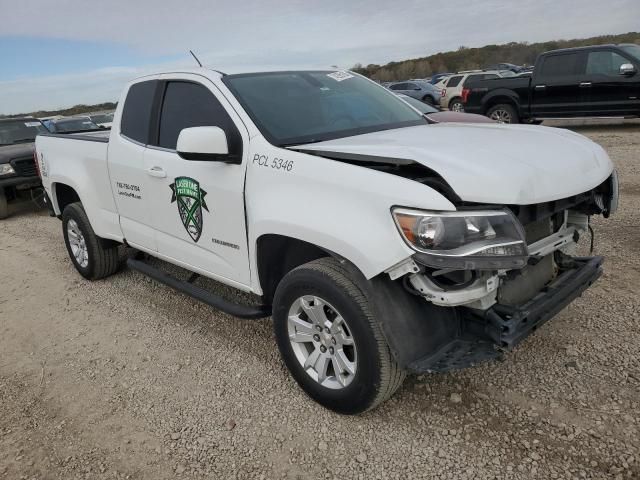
[463,44,640,123]
[485,62,525,73]
[47,117,102,133]
[0,118,47,219]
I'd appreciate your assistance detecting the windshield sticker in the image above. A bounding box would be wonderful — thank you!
[326,71,354,82]
[24,122,41,127]
[170,177,209,242]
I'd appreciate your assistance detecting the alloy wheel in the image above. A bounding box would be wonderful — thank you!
[287,295,357,389]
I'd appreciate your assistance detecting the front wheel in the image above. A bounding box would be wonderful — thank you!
[487,103,520,124]
[273,258,405,414]
[62,202,120,280]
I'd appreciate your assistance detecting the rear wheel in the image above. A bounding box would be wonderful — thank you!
[62,202,120,280]
[273,258,405,414]
[0,188,7,220]
[449,98,464,112]
[487,103,519,124]
[422,95,435,106]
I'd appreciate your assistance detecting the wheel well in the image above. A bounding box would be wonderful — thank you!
[257,235,330,303]
[422,94,434,101]
[484,96,518,115]
[448,97,462,107]
[54,183,80,214]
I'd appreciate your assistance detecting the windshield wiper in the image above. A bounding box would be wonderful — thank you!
[10,138,36,144]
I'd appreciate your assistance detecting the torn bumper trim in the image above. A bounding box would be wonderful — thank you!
[406,256,603,374]
[480,255,604,349]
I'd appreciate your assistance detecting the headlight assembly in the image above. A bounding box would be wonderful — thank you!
[392,208,528,270]
[0,164,15,176]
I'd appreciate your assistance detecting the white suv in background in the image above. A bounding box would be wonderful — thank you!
[440,70,511,112]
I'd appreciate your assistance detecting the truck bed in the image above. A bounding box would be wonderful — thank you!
[36,131,122,243]
[463,75,532,116]
[41,129,111,143]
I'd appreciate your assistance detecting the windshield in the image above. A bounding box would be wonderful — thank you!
[620,44,640,61]
[0,120,47,145]
[398,95,439,114]
[54,119,100,132]
[223,71,427,146]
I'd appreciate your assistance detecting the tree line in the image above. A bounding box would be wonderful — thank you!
[352,31,640,82]
[1,102,117,119]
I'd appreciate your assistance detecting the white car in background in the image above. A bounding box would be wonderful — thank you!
[440,70,513,112]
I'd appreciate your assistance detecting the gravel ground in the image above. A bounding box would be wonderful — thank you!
[1,119,639,479]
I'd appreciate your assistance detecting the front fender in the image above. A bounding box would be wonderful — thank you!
[245,140,455,293]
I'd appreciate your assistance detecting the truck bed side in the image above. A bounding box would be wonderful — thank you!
[463,76,532,118]
[36,133,123,242]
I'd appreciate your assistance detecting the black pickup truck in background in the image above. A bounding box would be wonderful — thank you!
[463,44,640,123]
[0,118,48,219]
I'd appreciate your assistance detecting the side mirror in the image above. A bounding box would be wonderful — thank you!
[620,63,636,76]
[176,126,236,162]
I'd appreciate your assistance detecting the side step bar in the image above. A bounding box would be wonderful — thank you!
[127,257,271,319]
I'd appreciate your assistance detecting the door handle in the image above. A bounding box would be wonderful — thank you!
[579,82,592,88]
[534,85,546,90]
[146,166,167,178]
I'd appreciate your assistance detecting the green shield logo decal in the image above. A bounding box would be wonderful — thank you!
[170,177,209,242]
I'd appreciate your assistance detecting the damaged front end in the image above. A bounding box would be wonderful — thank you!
[379,172,617,373]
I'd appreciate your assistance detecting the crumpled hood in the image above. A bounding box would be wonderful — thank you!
[294,123,613,204]
[0,143,35,164]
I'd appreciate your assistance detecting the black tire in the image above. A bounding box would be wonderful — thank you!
[273,258,405,414]
[486,103,520,124]
[0,187,7,220]
[422,95,435,106]
[62,202,119,280]
[449,98,464,112]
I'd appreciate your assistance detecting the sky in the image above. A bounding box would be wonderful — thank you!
[1,0,638,114]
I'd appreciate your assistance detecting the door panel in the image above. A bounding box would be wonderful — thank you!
[109,79,159,250]
[531,53,582,116]
[580,50,640,115]
[143,75,251,286]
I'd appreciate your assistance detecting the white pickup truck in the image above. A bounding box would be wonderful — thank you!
[36,68,618,414]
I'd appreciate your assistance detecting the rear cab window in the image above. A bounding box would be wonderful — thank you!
[538,53,581,77]
[121,80,157,144]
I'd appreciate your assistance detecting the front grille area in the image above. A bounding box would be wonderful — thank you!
[11,157,37,177]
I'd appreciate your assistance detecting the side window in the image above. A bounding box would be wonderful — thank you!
[463,74,483,85]
[539,54,580,77]
[406,82,417,90]
[390,83,406,90]
[447,76,463,88]
[586,51,629,75]
[156,81,242,157]
[121,80,157,144]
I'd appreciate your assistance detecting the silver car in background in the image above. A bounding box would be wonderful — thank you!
[387,80,442,106]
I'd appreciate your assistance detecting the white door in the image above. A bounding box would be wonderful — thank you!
[109,78,159,251]
[142,75,251,288]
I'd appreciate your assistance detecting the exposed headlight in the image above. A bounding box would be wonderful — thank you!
[392,208,528,270]
[0,164,16,176]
